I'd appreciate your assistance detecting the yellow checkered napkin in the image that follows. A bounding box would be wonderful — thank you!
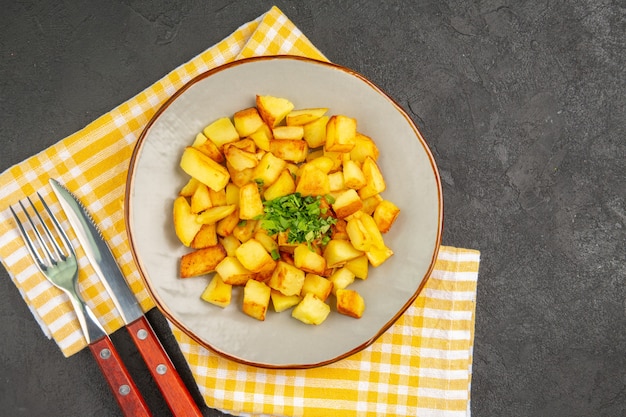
[0,6,480,416]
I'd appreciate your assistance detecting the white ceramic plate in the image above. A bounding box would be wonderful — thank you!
[126,56,442,368]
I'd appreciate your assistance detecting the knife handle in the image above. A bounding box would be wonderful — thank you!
[89,336,153,417]
[127,316,203,417]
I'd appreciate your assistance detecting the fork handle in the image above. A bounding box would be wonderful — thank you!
[127,316,203,417]
[89,336,153,417]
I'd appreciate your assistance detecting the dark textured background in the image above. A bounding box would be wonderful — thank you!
[1,1,624,416]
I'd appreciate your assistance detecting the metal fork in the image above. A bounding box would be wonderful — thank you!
[10,193,153,417]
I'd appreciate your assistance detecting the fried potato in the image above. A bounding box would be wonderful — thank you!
[203,117,239,149]
[291,293,330,325]
[286,108,328,126]
[325,115,356,152]
[200,274,232,308]
[373,200,401,233]
[180,245,227,278]
[336,288,365,318]
[235,238,276,273]
[242,279,271,321]
[256,95,294,127]
[180,146,230,192]
[173,196,202,247]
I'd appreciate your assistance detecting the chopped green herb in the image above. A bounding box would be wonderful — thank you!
[237,219,247,227]
[259,193,337,247]
[270,249,280,261]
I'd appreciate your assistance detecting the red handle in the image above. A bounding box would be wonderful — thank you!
[127,316,203,417]
[89,336,153,417]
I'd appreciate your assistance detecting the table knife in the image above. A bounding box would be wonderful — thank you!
[50,178,202,417]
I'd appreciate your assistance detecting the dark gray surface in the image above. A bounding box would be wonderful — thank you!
[1,1,624,416]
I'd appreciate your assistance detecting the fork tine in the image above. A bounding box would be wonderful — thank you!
[9,204,48,271]
[22,197,59,265]
[37,191,75,259]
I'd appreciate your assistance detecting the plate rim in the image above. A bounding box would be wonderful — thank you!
[125,55,443,369]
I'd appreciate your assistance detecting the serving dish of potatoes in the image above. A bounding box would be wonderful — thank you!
[126,56,442,368]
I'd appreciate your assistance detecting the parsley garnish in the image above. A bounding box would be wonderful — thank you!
[260,193,337,247]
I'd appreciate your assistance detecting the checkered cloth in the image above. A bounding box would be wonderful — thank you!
[0,6,480,416]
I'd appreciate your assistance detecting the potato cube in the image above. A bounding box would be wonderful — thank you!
[323,239,364,268]
[350,133,379,162]
[200,274,232,308]
[305,155,334,174]
[235,238,276,273]
[233,107,265,138]
[332,189,364,219]
[215,208,240,237]
[239,182,264,220]
[366,245,394,267]
[328,171,345,192]
[345,254,369,279]
[253,152,287,186]
[203,117,240,149]
[295,164,330,197]
[291,293,330,325]
[249,124,273,151]
[256,95,294,127]
[224,145,258,171]
[268,261,305,296]
[180,146,230,192]
[328,267,355,295]
[173,196,202,247]
[254,231,279,259]
[193,132,224,163]
[178,177,199,197]
[242,279,271,321]
[190,223,218,249]
[346,216,373,252]
[263,169,296,201]
[373,200,401,233]
[215,256,255,286]
[322,149,345,172]
[272,125,304,140]
[301,273,333,301]
[225,183,240,205]
[361,194,383,215]
[232,219,257,243]
[293,244,327,275]
[357,156,386,199]
[196,204,237,225]
[286,108,328,126]
[229,138,257,153]
[359,212,386,249]
[220,234,241,257]
[180,245,227,278]
[208,188,227,206]
[302,115,329,148]
[342,160,367,190]
[336,288,365,318]
[253,261,277,283]
[269,139,308,163]
[325,115,356,152]
[190,182,212,214]
[227,164,255,188]
[270,290,302,312]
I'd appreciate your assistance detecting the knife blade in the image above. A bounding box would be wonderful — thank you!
[50,178,202,417]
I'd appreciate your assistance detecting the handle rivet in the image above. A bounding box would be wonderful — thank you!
[119,384,131,396]
[137,329,148,340]
[156,364,167,375]
[100,348,111,359]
